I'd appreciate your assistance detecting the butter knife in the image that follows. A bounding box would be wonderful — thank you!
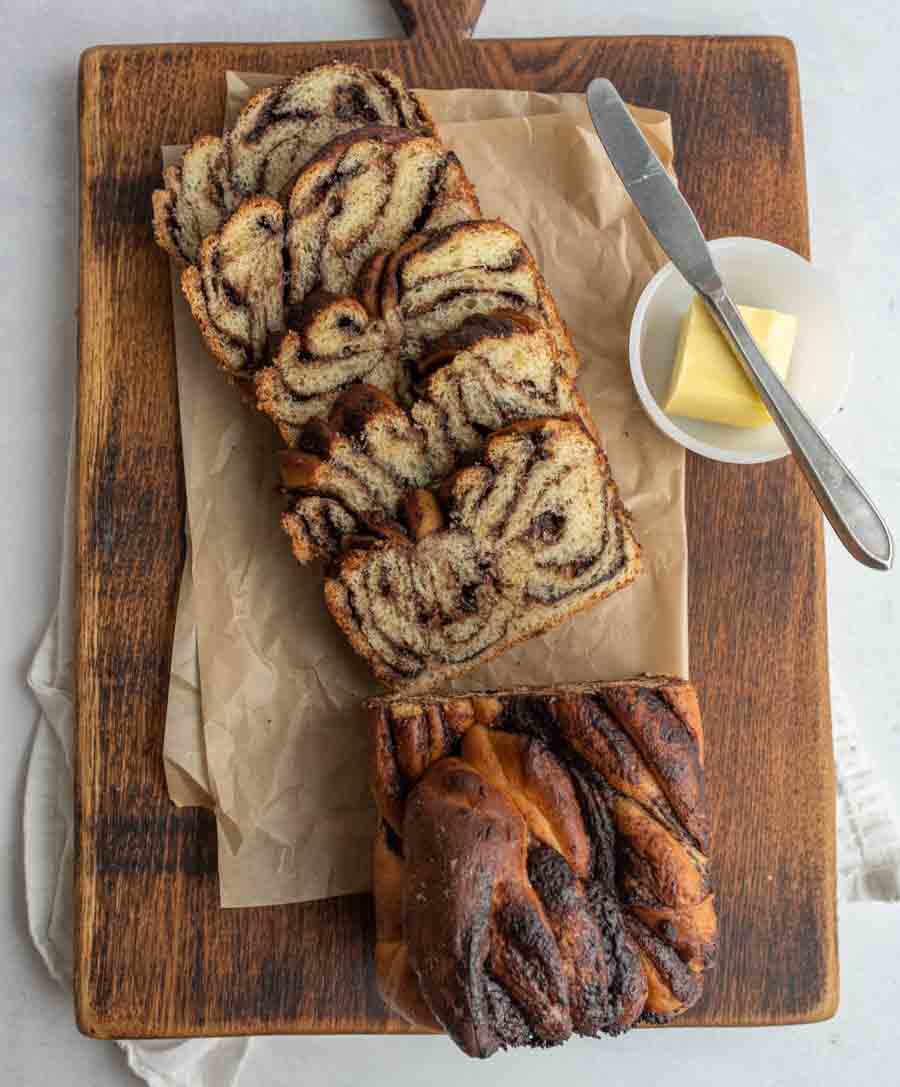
[586,78,893,571]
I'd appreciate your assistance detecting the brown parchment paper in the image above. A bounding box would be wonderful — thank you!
[161,75,687,908]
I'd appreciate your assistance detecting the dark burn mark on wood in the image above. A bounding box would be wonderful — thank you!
[747,48,792,158]
[94,809,217,877]
[91,407,184,579]
[89,171,158,252]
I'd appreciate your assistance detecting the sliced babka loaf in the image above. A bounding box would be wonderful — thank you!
[366,219,580,376]
[323,417,641,691]
[255,293,400,444]
[181,196,285,378]
[275,312,592,563]
[367,678,716,1056]
[285,127,480,309]
[153,62,434,265]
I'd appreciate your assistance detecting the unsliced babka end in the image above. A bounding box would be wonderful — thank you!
[368,676,715,1054]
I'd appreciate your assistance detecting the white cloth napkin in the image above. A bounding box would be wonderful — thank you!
[24,423,900,1086]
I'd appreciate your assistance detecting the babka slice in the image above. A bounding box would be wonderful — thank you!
[368,220,580,376]
[152,136,235,267]
[280,385,432,559]
[229,64,434,202]
[153,62,434,264]
[367,677,717,1056]
[285,127,480,310]
[255,293,401,444]
[276,312,592,563]
[409,310,594,477]
[324,417,641,690]
[181,196,285,378]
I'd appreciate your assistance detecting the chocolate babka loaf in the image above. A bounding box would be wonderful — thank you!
[368,219,580,376]
[153,62,434,265]
[323,417,640,690]
[368,677,717,1057]
[276,311,592,562]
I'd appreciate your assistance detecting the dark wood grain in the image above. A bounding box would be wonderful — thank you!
[76,2,836,1040]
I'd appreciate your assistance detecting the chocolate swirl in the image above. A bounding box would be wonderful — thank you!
[230,65,433,201]
[255,293,401,444]
[323,417,641,690]
[368,220,580,376]
[284,127,480,309]
[367,677,716,1057]
[180,196,285,376]
[178,128,480,385]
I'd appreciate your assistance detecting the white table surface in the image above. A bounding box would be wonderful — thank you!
[2,2,898,1084]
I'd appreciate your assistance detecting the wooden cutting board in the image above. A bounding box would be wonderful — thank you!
[75,0,837,1039]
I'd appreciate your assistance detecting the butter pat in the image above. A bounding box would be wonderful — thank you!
[664,298,797,428]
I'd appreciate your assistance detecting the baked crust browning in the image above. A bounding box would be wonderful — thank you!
[368,678,717,1054]
[402,758,572,1057]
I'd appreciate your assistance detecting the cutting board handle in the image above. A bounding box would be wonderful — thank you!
[390,0,486,40]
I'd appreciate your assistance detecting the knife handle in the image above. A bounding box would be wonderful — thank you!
[702,289,894,571]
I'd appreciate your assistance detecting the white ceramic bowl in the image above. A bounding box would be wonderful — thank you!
[629,237,852,463]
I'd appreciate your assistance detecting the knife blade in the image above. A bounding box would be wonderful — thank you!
[586,78,723,297]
